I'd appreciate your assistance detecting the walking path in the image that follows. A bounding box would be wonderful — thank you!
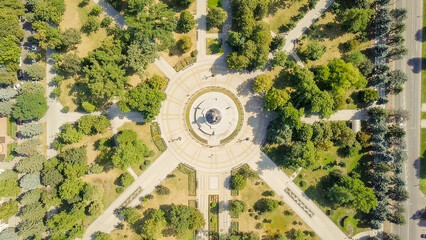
[301,109,367,124]
[82,0,351,239]
[247,153,349,240]
[83,151,180,239]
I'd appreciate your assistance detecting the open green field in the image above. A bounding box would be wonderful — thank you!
[420,129,426,194]
[233,176,319,238]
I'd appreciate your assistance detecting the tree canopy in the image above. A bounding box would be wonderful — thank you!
[12,93,48,120]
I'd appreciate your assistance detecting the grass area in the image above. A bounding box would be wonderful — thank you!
[160,1,197,67]
[422,112,426,119]
[264,0,308,33]
[208,0,221,8]
[233,176,319,238]
[118,122,163,176]
[109,168,195,240]
[61,0,108,58]
[4,142,17,162]
[206,38,222,55]
[208,195,219,239]
[83,168,123,208]
[265,142,368,237]
[297,12,373,68]
[420,129,426,194]
[422,0,426,103]
[6,117,16,138]
[177,164,197,196]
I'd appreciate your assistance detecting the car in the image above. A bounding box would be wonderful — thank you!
[31,45,38,51]
[421,234,426,238]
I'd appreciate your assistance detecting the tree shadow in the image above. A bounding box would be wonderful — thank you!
[407,57,423,74]
[415,27,424,42]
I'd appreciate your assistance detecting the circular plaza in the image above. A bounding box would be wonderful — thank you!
[158,59,270,172]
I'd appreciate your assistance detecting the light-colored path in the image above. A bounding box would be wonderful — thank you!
[158,59,271,172]
[422,103,426,112]
[196,171,231,238]
[83,151,180,239]
[282,0,336,53]
[421,120,426,128]
[247,153,349,240]
[301,109,366,124]
[196,0,208,58]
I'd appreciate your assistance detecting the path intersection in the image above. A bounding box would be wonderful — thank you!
[80,0,354,239]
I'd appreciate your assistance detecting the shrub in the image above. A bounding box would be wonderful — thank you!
[116,187,124,193]
[90,163,104,174]
[156,185,171,195]
[82,101,97,113]
[177,36,192,53]
[254,198,279,213]
[118,173,134,187]
[177,10,196,33]
[82,16,100,34]
[26,64,45,81]
[90,5,102,16]
[101,17,113,28]
[19,123,43,137]
[301,41,326,60]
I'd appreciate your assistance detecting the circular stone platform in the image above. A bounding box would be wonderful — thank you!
[186,88,243,146]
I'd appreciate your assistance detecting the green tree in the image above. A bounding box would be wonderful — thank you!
[20,82,44,95]
[0,69,17,86]
[12,93,48,120]
[284,141,319,169]
[0,100,14,116]
[148,74,168,90]
[177,35,192,53]
[207,7,228,28]
[141,209,167,240]
[26,64,45,81]
[272,51,288,67]
[82,184,104,202]
[32,21,63,50]
[342,8,374,33]
[20,188,43,205]
[0,35,21,71]
[301,41,326,60]
[88,201,103,216]
[0,10,24,39]
[60,53,81,77]
[59,178,85,201]
[32,0,65,25]
[121,207,141,224]
[0,200,18,221]
[231,174,246,190]
[0,87,17,101]
[253,74,273,93]
[57,123,83,144]
[178,0,194,7]
[41,166,64,187]
[253,198,279,213]
[15,139,41,156]
[77,115,110,135]
[61,28,82,50]
[19,172,41,190]
[118,173,134,187]
[95,232,112,240]
[327,58,367,91]
[229,200,247,218]
[0,228,19,240]
[82,16,100,34]
[82,101,97,113]
[112,130,151,169]
[177,10,196,33]
[20,202,46,221]
[0,179,20,197]
[264,88,290,111]
[359,89,378,103]
[226,52,250,70]
[90,5,102,16]
[16,154,45,173]
[167,205,205,239]
[123,83,167,122]
[18,220,46,239]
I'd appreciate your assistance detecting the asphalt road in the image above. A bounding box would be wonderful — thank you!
[391,0,424,239]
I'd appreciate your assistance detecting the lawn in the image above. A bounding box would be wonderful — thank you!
[266,143,368,237]
[208,0,221,8]
[118,122,164,176]
[422,112,426,119]
[160,1,197,67]
[234,176,319,239]
[208,195,219,239]
[61,0,108,58]
[297,12,373,68]
[109,167,195,240]
[206,38,222,55]
[6,117,16,138]
[263,0,308,34]
[420,129,426,194]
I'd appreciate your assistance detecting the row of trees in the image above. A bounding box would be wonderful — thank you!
[226,0,273,70]
[120,204,205,239]
[0,0,25,86]
[365,107,408,228]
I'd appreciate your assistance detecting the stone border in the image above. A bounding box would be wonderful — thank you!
[184,87,244,146]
